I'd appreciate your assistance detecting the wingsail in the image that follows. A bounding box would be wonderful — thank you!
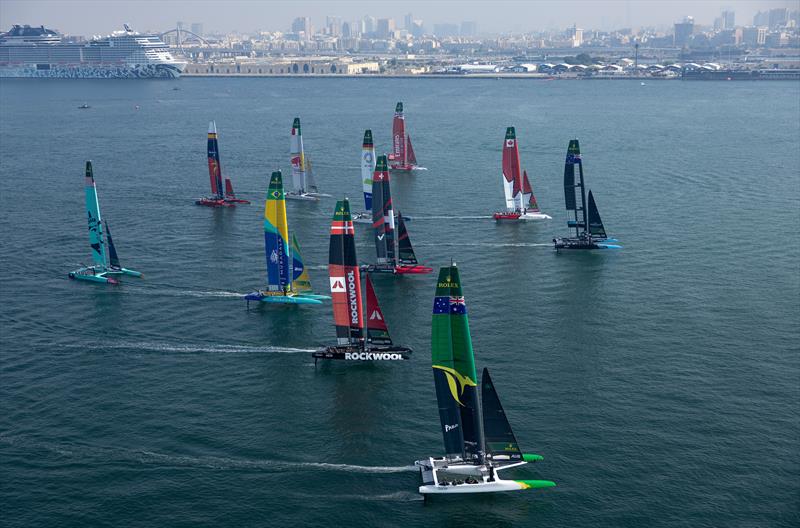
[263,171,291,292]
[431,264,482,461]
[391,102,406,166]
[361,130,375,211]
[84,161,107,267]
[371,155,396,266]
[207,121,224,199]
[290,117,307,193]
[329,199,363,345]
[501,127,521,211]
[105,221,121,270]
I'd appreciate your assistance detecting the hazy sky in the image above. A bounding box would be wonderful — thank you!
[1,0,797,35]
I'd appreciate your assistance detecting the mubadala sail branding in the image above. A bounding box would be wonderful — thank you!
[344,351,404,360]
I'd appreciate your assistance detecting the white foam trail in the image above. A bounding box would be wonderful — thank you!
[133,287,244,298]
[415,242,552,248]
[68,342,314,355]
[297,462,417,474]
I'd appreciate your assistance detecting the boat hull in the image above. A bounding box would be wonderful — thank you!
[312,344,412,361]
[244,291,323,304]
[361,264,433,275]
[415,457,555,495]
[285,192,331,201]
[494,211,552,221]
[553,237,621,250]
[196,198,235,207]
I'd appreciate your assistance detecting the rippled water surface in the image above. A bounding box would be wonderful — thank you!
[1,77,798,527]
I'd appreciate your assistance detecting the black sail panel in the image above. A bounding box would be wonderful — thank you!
[434,367,466,457]
[587,191,607,238]
[396,213,418,264]
[563,140,579,211]
[371,174,388,263]
[481,368,522,461]
[105,221,121,269]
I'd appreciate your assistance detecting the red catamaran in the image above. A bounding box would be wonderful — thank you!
[196,121,249,207]
[313,198,412,362]
[387,102,421,171]
[493,127,550,221]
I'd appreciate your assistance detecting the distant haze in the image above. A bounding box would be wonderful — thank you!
[1,0,796,35]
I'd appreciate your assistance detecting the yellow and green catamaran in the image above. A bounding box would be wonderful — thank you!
[245,170,329,305]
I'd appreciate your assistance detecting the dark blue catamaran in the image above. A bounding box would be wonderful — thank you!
[553,139,621,250]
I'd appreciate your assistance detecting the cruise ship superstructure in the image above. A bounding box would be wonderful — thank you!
[0,24,187,78]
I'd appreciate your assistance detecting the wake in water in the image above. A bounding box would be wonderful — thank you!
[414,241,552,248]
[132,282,244,299]
[65,341,314,355]
[0,435,415,476]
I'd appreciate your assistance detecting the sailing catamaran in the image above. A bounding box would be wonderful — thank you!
[69,161,142,284]
[287,117,327,201]
[553,140,621,250]
[414,263,555,495]
[362,155,432,275]
[493,127,551,221]
[387,102,422,171]
[312,199,412,362]
[353,129,375,224]
[245,171,329,305]
[196,121,250,207]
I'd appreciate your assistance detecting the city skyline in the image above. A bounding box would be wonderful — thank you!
[1,0,798,36]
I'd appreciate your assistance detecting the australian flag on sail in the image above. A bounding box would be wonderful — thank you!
[433,296,467,314]
[566,153,582,164]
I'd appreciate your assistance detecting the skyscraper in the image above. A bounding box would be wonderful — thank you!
[460,21,477,37]
[404,13,414,30]
[674,16,694,47]
[376,18,395,39]
[292,17,311,34]
[722,10,735,30]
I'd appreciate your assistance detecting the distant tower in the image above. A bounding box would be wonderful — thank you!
[673,16,694,47]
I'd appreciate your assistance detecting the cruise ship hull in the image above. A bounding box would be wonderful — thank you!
[0,62,186,79]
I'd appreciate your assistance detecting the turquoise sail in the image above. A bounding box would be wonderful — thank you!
[84,161,107,267]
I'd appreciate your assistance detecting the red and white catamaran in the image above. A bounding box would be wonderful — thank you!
[493,127,550,221]
[387,102,422,171]
[196,121,249,207]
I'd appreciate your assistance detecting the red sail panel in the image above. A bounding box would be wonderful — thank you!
[523,170,540,211]
[391,102,406,165]
[406,135,417,166]
[224,178,235,199]
[365,275,392,344]
[502,128,522,193]
[329,199,363,345]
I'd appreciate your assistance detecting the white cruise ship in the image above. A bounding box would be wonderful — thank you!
[0,24,187,78]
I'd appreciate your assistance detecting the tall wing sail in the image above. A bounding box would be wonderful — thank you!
[263,171,291,291]
[391,102,406,165]
[84,161,107,267]
[502,127,521,210]
[522,170,540,212]
[481,368,522,461]
[291,234,313,293]
[365,275,392,345]
[382,158,396,264]
[371,156,389,264]
[396,213,418,265]
[564,139,587,233]
[406,135,417,166]
[207,121,224,199]
[432,264,482,461]
[105,221,121,270]
[361,130,375,211]
[290,117,306,193]
[587,191,607,239]
[329,199,363,345]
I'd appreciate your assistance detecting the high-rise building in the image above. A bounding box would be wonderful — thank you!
[363,16,376,35]
[753,11,769,27]
[404,13,414,30]
[326,16,342,36]
[568,24,583,47]
[376,18,395,39]
[190,23,203,37]
[673,16,694,47]
[292,17,311,34]
[410,20,425,38]
[460,21,477,36]
[722,10,735,29]
[768,8,788,29]
[342,21,351,39]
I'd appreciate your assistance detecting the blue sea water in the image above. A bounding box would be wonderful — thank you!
[0,77,798,527]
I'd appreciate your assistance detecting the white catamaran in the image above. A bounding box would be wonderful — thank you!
[286,117,328,201]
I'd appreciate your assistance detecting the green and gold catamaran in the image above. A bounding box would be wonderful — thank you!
[415,263,555,495]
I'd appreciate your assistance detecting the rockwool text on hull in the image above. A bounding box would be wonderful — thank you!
[312,345,412,362]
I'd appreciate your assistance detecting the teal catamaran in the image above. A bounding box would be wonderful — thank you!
[69,161,142,284]
[245,170,329,305]
[414,263,555,495]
